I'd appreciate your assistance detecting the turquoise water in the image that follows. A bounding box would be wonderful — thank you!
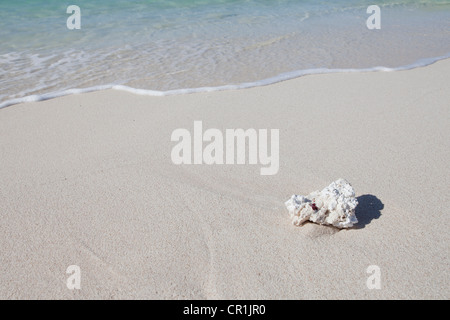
[1,0,450,105]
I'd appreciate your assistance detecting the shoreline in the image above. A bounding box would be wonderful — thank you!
[1,53,450,110]
[1,57,449,299]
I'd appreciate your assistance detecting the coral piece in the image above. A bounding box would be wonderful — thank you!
[285,179,358,228]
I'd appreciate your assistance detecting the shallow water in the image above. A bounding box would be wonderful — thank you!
[1,0,450,106]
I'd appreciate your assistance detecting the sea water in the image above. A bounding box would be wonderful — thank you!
[1,0,449,107]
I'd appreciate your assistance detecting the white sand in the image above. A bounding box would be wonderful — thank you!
[0,59,449,299]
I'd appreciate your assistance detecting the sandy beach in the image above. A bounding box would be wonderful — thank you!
[0,58,449,299]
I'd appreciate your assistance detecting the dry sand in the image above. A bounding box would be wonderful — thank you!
[0,59,449,299]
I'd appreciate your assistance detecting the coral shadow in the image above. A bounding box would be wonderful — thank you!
[355,194,383,229]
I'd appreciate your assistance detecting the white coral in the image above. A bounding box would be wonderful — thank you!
[285,179,358,228]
